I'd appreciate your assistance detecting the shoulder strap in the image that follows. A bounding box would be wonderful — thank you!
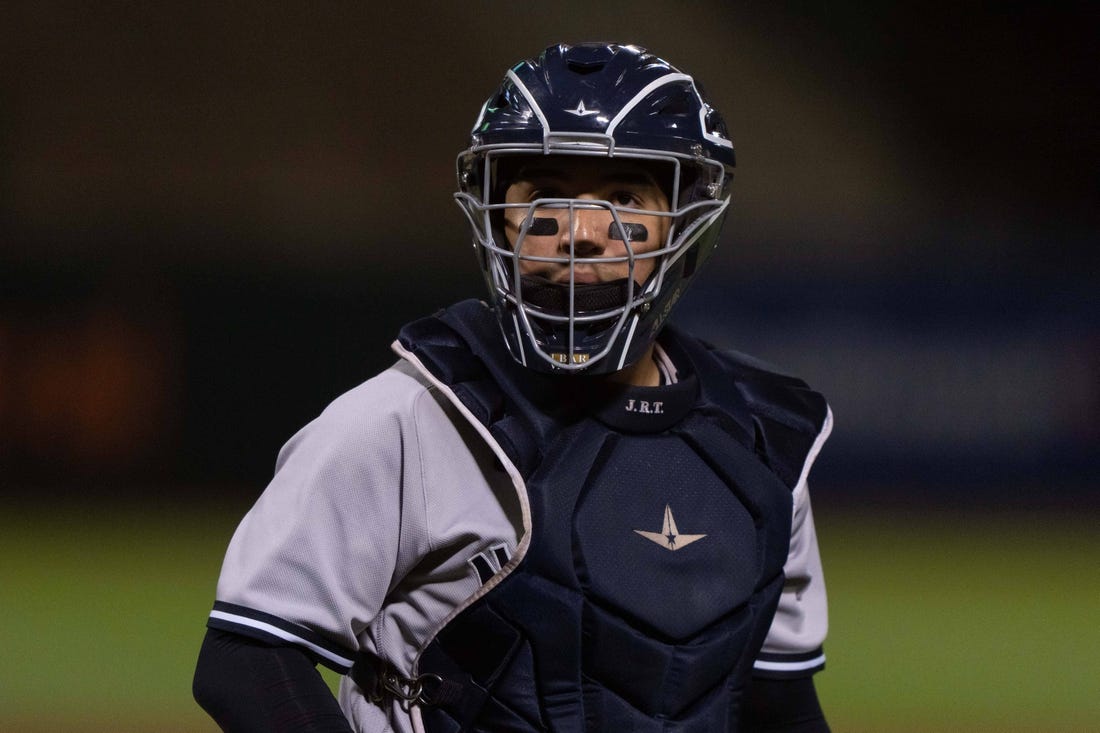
[662,324,829,490]
[397,300,559,478]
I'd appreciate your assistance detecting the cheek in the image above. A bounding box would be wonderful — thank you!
[510,228,562,274]
[620,216,668,256]
[631,257,657,284]
[622,217,667,282]
[515,235,560,258]
[652,216,671,247]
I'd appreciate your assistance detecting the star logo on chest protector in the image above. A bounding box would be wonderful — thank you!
[634,504,707,551]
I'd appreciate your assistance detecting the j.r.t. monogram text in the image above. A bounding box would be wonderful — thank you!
[624,399,664,414]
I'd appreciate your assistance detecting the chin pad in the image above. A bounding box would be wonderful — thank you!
[520,276,631,313]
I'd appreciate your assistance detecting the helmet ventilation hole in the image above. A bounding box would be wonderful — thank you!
[566,60,606,75]
[657,95,692,116]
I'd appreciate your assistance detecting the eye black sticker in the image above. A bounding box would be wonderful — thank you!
[526,217,559,236]
[523,217,648,241]
[609,222,648,242]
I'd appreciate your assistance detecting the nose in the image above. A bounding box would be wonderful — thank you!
[560,204,611,258]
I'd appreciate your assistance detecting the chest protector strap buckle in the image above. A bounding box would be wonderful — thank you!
[352,652,465,710]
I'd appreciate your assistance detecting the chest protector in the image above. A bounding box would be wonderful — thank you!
[397,300,828,733]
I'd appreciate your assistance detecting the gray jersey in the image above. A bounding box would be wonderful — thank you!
[209,343,832,733]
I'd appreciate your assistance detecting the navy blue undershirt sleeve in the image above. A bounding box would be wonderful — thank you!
[740,676,830,732]
[193,628,354,733]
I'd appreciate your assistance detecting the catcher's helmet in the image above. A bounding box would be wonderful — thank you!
[455,42,735,374]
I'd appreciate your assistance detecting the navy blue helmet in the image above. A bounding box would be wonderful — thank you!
[455,42,736,375]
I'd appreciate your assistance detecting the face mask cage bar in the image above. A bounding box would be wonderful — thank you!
[455,144,730,372]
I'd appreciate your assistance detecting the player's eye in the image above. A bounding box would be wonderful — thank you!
[611,190,642,207]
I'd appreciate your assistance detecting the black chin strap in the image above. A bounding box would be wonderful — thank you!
[519,276,631,312]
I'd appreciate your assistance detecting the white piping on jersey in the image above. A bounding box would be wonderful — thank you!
[209,609,357,670]
[653,342,678,385]
[752,651,826,673]
[411,706,426,733]
[793,406,834,506]
[391,338,533,672]
[505,69,551,152]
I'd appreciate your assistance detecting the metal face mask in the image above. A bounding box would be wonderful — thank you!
[455,43,736,375]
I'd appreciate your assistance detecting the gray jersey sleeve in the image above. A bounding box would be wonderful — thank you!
[207,360,522,680]
[753,407,833,678]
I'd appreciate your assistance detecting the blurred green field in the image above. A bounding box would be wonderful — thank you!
[2,497,1097,732]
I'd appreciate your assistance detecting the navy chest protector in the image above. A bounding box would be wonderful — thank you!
[396,300,827,733]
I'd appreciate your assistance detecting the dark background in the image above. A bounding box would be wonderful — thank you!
[2,2,1096,506]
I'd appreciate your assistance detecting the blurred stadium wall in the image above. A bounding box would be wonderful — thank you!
[1,3,1096,506]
